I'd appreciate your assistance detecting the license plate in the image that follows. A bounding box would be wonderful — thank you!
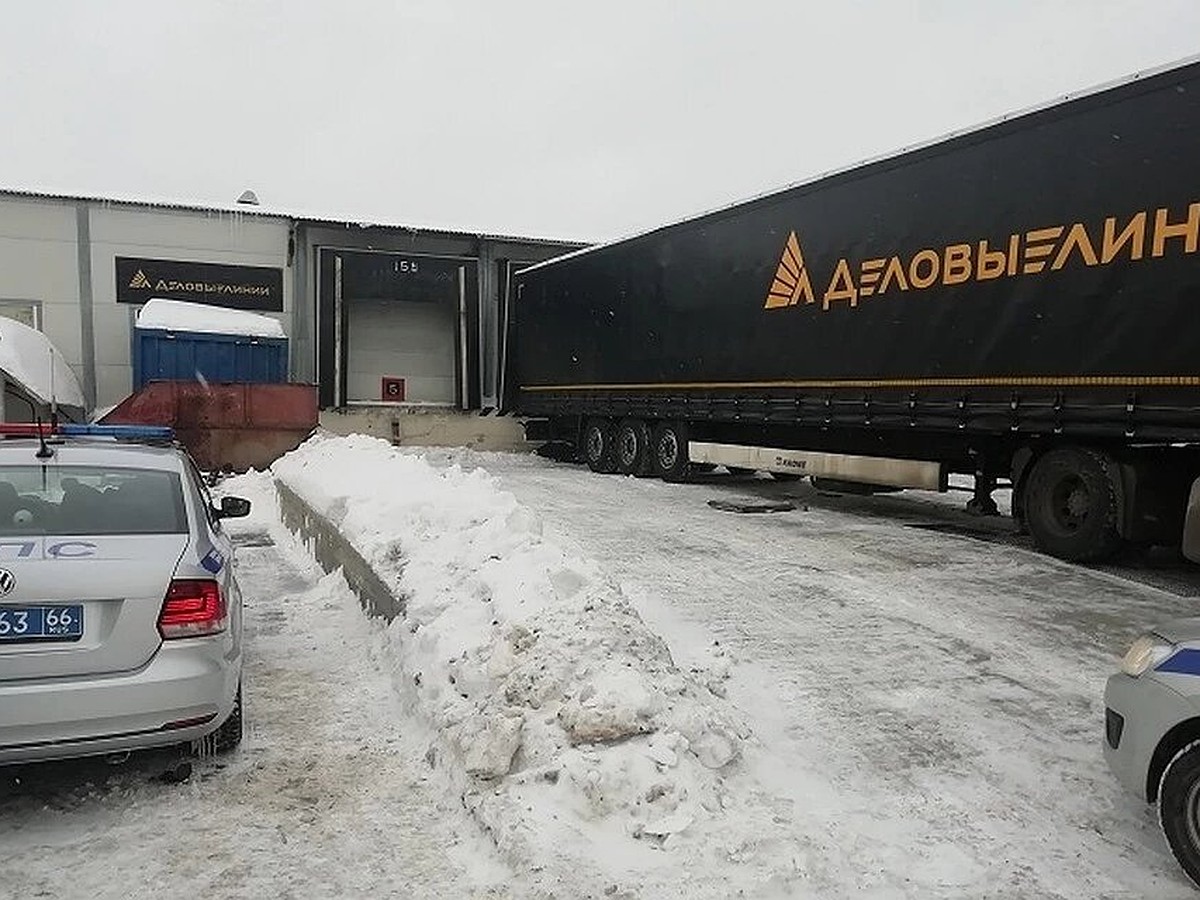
[0,605,84,643]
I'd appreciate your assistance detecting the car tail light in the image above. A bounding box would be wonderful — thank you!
[158,579,227,639]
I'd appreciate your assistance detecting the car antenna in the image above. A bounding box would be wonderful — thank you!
[49,345,56,422]
[43,347,58,464]
[35,416,54,460]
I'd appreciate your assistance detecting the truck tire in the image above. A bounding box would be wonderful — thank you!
[1159,740,1200,889]
[1024,446,1122,562]
[582,418,617,473]
[652,422,692,482]
[614,418,651,476]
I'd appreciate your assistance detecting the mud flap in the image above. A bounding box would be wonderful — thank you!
[1182,478,1200,563]
[1117,458,1192,545]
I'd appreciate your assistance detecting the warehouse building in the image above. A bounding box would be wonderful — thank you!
[0,189,582,425]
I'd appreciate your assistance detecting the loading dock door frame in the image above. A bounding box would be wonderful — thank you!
[497,260,535,414]
[316,247,480,409]
[457,267,469,409]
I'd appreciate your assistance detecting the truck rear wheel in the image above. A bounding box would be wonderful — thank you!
[582,418,617,474]
[652,422,692,482]
[1024,446,1122,562]
[614,418,651,476]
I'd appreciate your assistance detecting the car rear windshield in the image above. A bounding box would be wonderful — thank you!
[0,466,188,536]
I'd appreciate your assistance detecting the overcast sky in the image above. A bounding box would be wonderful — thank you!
[1,1,1197,241]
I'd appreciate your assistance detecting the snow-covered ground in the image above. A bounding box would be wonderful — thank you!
[0,478,518,899]
[5,434,1199,898]
[273,434,783,898]
[409,444,1200,897]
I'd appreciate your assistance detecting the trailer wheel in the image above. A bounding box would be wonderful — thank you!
[614,418,651,476]
[1024,446,1122,562]
[582,418,617,474]
[652,422,692,482]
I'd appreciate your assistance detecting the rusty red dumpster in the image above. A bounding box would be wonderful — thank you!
[102,381,318,471]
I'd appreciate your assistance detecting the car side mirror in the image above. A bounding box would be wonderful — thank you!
[216,496,252,519]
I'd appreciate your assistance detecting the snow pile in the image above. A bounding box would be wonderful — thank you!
[0,317,86,410]
[272,433,790,892]
[137,298,285,339]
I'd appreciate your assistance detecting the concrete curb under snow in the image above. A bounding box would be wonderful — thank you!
[274,479,405,622]
[267,437,784,897]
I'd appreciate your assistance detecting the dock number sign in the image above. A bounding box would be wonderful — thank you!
[116,257,284,311]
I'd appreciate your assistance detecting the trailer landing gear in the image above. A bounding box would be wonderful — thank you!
[966,474,1000,517]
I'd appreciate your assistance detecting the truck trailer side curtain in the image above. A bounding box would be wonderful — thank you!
[505,59,1200,564]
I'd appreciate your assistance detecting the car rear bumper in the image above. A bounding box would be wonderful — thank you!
[1104,671,1193,801]
[0,636,240,765]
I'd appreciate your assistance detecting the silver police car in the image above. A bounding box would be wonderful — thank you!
[1106,621,1200,887]
[0,426,249,764]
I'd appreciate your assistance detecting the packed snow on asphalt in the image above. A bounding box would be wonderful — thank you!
[5,432,1200,899]
[0,477,516,900]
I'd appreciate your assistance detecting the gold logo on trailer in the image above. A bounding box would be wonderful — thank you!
[128,270,152,290]
[763,202,1200,312]
[763,232,814,308]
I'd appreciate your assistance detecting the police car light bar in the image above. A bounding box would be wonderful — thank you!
[0,423,52,437]
[60,424,176,440]
[0,423,175,440]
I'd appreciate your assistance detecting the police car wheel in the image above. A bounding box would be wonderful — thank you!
[193,682,243,757]
[1158,739,1200,888]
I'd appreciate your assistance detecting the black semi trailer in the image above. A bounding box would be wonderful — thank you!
[502,58,1200,563]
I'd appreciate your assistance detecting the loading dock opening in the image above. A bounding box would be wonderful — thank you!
[317,248,480,409]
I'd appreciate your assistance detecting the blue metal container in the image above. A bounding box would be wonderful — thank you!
[133,327,288,389]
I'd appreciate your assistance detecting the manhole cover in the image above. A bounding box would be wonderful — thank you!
[707,499,797,514]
